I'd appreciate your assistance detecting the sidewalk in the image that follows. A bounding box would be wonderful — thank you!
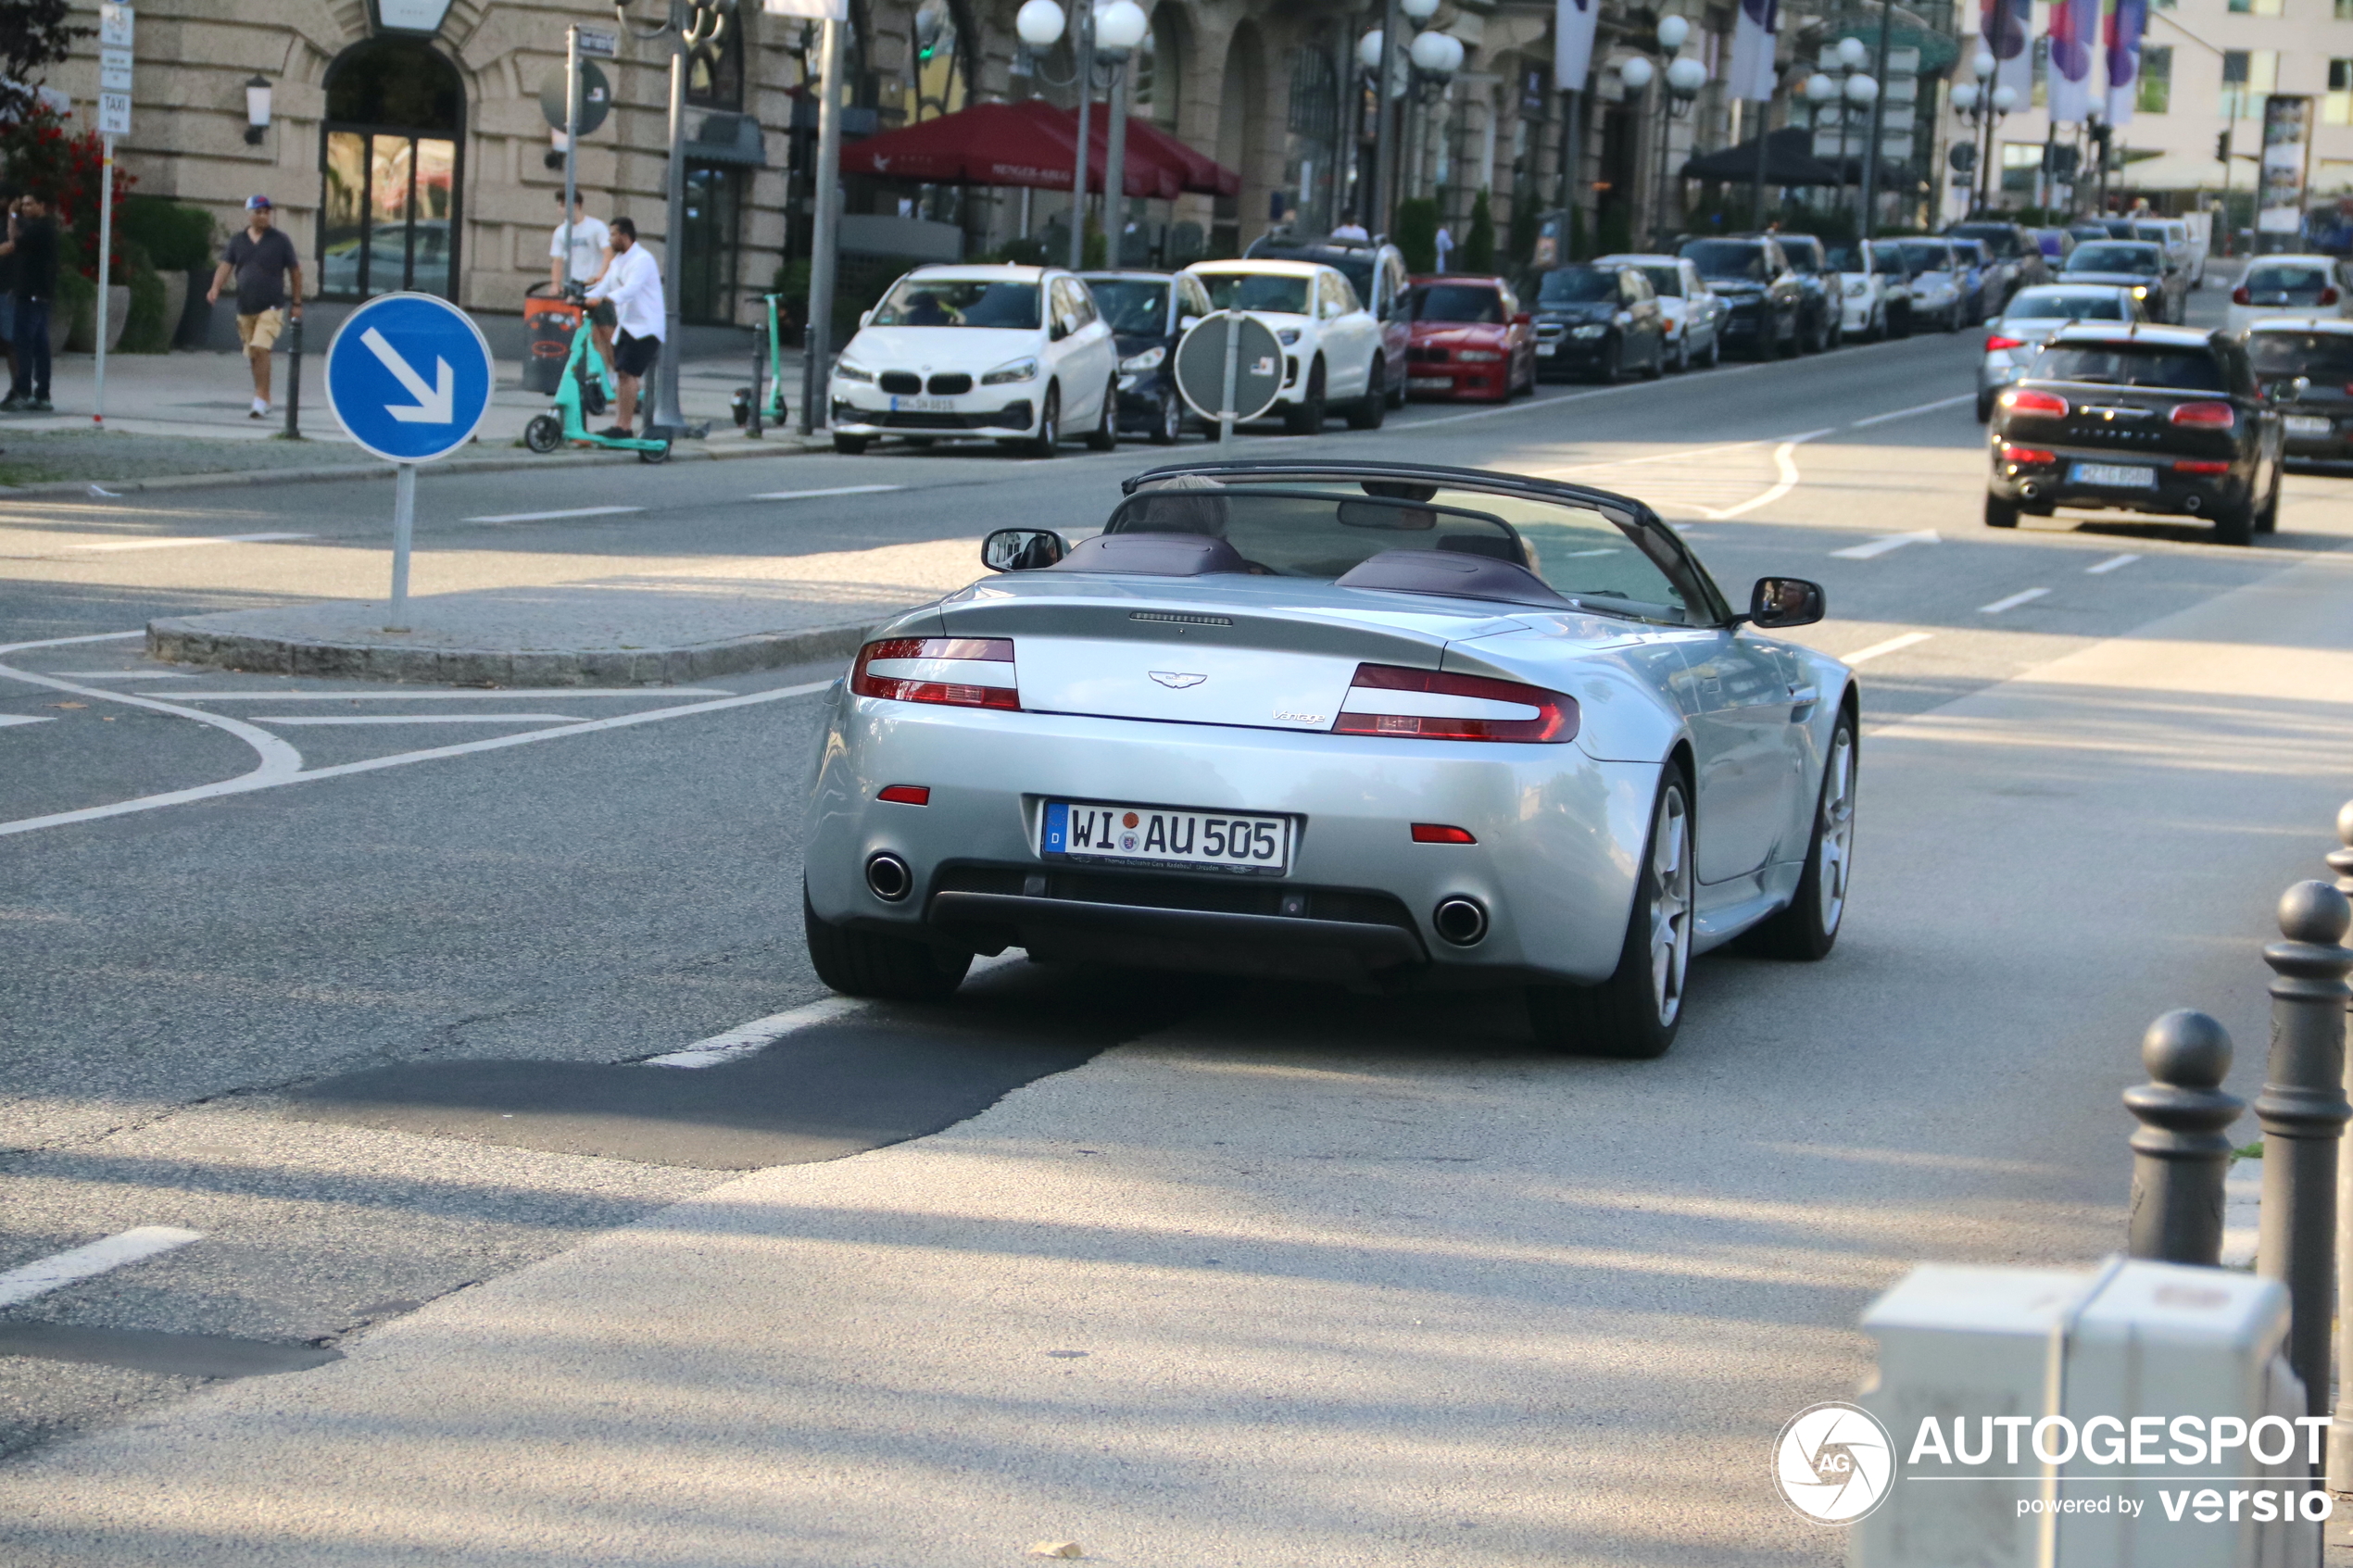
[0,345,819,492]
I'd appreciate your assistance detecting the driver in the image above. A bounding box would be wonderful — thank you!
[902,290,955,325]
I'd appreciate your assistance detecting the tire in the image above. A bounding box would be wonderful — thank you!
[1345,359,1388,428]
[2212,495,2254,546]
[1945,301,1964,333]
[2256,466,2281,533]
[1703,332,1721,369]
[1866,306,1886,344]
[1149,387,1183,445]
[1741,709,1856,961]
[523,413,562,454]
[1801,311,1825,355]
[1641,337,1665,380]
[1526,770,1694,1060]
[636,440,671,464]
[1974,389,1994,423]
[1027,385,1062,458]
[1084,380,1119,450]
[1283,360,1327,433]
[1387,356,1407,407]
[1984,492,2020,529]
[833,433,870,455]
[803,886,972,1003]
[1593,340,1623,383]
[1893,302,1913,340]
[1667,335,1688,374]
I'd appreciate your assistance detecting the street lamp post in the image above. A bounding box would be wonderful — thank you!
[1806,36,1873,223]
[1950,47,2014,217]
[1405,25,1464,215]
[1622,17,1705,251]
[1016,0,1147,269]
[616,0,735,440]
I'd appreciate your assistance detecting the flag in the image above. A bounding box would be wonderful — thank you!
[2046,0,2099,122]
[1730,0,1780,102]
[1554,0,1599,93]
[2104,0,2146,125]
[1984,0,2032,100]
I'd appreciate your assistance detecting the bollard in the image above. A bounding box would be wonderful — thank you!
[281,315,303,440]
[2254,878,2353,1428]
[2327,804,2353,1491]
[2123,1009,2244,1265]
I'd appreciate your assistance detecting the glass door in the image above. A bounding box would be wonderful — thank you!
[320,130,458,298]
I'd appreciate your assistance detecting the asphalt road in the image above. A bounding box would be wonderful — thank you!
[4,282,2352,1564]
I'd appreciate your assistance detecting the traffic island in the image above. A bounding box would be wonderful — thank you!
[145,585,899,685]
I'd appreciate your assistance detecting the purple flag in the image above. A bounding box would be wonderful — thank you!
[2046,0,2099,122]
[2105,0,2146,125]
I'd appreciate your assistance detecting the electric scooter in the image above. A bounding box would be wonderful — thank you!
[523,285,671,463]
[731,292,791,431]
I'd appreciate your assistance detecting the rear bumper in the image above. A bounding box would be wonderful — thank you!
[1406,359,1510,398]
[1989,443,2251,515]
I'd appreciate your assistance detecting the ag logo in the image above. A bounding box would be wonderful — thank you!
[1772,1400,1894,1524]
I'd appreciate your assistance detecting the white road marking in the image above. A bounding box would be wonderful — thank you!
[0,630,145,657]
[1848,393,1975,428]
[46,671,192,679]
[150,688,729,701]
[1708,429,1836,521]
[0,713,56,728]
[0,678,834,839]
[0,1226,203,1309]
[0,666,304,797]
[67,533,312,552]
[1840,632,1935,665]
[748,484,907,501]
[255,714,586,726]
[641,954,1026,1068]
[2086,552,2142,574]
[464,506,645,524]
[1978,587,2051,614]
[1831,530,1940,560]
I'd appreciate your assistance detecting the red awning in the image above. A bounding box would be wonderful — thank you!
[1122,115,1241,198]
[837,98,1236,200]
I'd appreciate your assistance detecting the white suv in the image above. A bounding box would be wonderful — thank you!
[1180,258,1388,432]
[828,265,1118,457]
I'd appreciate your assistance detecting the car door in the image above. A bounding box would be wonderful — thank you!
[1380,249,1412,390]
[1674,627,1803,883]
[1322,270,1376,396]
[1050,277,1114,422]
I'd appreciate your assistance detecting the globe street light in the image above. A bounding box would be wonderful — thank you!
[1018,0,1148,270]
[1952,62,2016,216]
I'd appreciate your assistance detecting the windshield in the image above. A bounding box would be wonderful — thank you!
[1194,270,1312,315]
[870,278,1041,329]
[1085,279,1168,335]
[1632,265,1682,296]
[2001,289,2132,323]
[1895,243,1954,273]
[1780,245,1821,275]
[1411,283,1505,323]
[2247,330,2353,381]
[1871,243,1910,274]
[2069,245,2161,275]
[1104,478,1704,621]
[2243,262,2335,299]
[1950,225,2021,257]
[1539,269,1618,304]
[2032,342,2228,391]
[2132,225,2171,245]
[1824,245,1862,270]
[1682,241,1767,282]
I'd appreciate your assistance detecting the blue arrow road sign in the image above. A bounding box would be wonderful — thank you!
[325,293,496,464]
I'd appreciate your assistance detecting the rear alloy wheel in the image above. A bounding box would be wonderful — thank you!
[1085,379,1119,450]
[1743,711,1856,961]
[1150,387,1183,445]
[1527,771,1693,1060]
[1027,385,1062,458]
[1984,492,2020,529]
[1284,359,1327,433]
[803,886,972,1002]
[1346,359,1388,428]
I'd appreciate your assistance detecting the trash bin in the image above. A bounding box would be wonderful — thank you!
[522,283,580,395]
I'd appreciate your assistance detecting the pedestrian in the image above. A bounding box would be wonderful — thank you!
[548,191,614,365]
[207,195,303,420]
[0,185,19,396]
[1434,223,1454,273]
[583,216,661,437]
[0,190,59,412]
[1331,219,1369,242]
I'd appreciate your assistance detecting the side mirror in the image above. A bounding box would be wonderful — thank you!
[982,528,1070,571]
[858,309,874,329]
[1178,314,1202,332]
[1743,576,1825,631]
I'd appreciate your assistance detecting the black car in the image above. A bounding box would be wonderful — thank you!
[2245,319,2353,466]
[1680,237,1802,358]
[1756,232,1840,353]
[1530,264,1667,382]
[1078,269,1214,445]
[1985,323,2284,545]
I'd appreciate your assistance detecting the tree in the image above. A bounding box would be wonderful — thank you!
[1464,189,1495,273]
[0,0,93,120]
[1392,197,1439,274]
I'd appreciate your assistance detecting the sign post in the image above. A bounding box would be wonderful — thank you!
[94,1,134,428]
[324,293,497,630]
[1172,311,1282,441]
[544,26,614,302]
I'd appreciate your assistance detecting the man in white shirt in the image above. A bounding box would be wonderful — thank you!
[1434,223,1455,273]
[1330,220,1370,242]
[549,193,614,363]
[583,217,663,437]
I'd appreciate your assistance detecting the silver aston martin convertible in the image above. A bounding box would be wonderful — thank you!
[801,459,1856,1058]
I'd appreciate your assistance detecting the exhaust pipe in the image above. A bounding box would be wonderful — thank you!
[2019,481,2041,500]
[1431,896,1489,947]
[865,852,913,903]
[2183,494,2202,512]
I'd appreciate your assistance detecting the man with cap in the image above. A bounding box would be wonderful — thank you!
[208,195,303,419]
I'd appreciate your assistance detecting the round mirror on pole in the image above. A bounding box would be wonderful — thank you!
[1617,53,1655,91]
[1016,0,1066,46]
[1656,14,1690,50]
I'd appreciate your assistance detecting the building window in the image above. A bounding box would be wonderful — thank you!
[680,164,742,325]
[2001,141,2044,193]
[2221,49,2277,118]
[2330,58,2353,123]
[687,24,744,109]
[318,38,464,301]
[1132,5,1185,128]
[2140,44,2172,114]
[2228,0,2284,14]
[2031,35,2049,108]
[2339,0,2353,19]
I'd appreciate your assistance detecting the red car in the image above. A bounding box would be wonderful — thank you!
[1403,273,1538,401]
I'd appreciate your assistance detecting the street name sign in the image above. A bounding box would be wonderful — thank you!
[576,25,617,56]
[325,293,496,463]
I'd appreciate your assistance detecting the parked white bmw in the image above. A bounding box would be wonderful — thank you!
[1181,258,1389,432]
[828,265,1119,457]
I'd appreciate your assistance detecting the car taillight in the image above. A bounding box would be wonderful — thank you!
[878,784,932,804]
[2171,458,2231,475]
[2000,444,2057,464]
[2324,287,2341,306]
[850,637,1019,710]
[1411,823,1478,844]
[2004,388,2070,417]
[1333,664,1577,743]
[1985,333,2026,350]
[2233,285,2253,306]
[2168,402,2234,429]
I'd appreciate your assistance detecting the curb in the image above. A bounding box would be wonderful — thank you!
[0,433,827,500]
[145,616,879,687]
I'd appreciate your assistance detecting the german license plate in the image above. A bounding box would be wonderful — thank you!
[2286,416,2333,438]
[2070,461,2156,489]
[1041,801,1291,875]
[1535,344,1557,358]
[1409,376,1453,390]
[889,395,955,413]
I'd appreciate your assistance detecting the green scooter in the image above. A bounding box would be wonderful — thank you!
[523,285,671,463]
[731,293,791,433]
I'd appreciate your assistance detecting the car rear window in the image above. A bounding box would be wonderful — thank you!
[2068,245,2161,275]
[1894,242,1954,272]
[2246,330,2353,381]
[1951,225,2022,257]
[2001,290,2131,322]
[1411,283,1505,323]
[2031,342,2228,391]
[1631,266,1682,297]
[2243,262,2334,298]
[1194,271,1312,315]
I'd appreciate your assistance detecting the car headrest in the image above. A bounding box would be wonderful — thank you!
[1049,532,1252,577]
[1335,548,1572,608]
[1105,490,1230,536]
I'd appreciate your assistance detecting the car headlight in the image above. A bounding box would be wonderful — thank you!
[1118,345,1166,373]
[980,357,1038,385]
[1456,349,1503,362]
[1571,324,1608,338]
[835,361,875,384]
[2132,286,2149,298]
[1276,327,1302,345]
